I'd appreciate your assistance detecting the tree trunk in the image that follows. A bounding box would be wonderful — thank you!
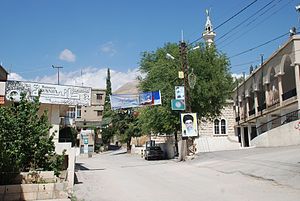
[126,141,132,153]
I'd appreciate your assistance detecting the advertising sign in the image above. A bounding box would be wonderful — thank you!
[5,81,91,106]
[110,91,161,110]
[181,113,198,137]
[110,94,140,110]
[175,86,185,100]
[171,99,185,110]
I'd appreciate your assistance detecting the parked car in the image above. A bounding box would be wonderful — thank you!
[144,146,164,160]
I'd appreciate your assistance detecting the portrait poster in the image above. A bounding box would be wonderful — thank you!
[181,113,198,137]
[175,86,184,100]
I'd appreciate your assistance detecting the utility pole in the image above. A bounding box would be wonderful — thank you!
[52,65,63,85]
[180,41,191,112]
[179,41,193,160]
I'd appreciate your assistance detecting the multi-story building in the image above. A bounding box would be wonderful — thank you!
[0,65,8,105]
[63,88,106,154]
[63,88,106,128]
[73,88,106,128]
[232,34,300,147]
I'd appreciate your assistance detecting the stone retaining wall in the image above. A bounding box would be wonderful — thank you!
[0,182,68,201]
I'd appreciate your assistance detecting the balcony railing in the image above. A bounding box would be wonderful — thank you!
[257,103,266,112]
[256,109,300,135]
[248,109,255,116]
[282,88,297,101]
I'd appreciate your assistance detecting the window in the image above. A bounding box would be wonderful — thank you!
[96,94,103,100]
[214,119,227,135]
[76,106,82,118]
[67,107,75,118]
[96,110,102,116]
[214,120,220,134]
[221,119,226,134]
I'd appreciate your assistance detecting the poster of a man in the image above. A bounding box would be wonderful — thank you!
[181,113,198,137]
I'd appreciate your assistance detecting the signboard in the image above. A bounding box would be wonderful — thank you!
[175,86,185,100]
[178,71,184,79]
[181,113,198,137]
[171,99,185,110]
[0,96,4,105]
[110,91,161,110]
[110,94,140,110]
[5,81,91,106]
[139,91,153,105]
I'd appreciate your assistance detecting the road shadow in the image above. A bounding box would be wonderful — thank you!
[74,173,82,184]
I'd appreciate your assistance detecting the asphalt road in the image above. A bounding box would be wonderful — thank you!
[74,146,300,201]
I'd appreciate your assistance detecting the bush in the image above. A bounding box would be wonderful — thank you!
[0,93,65,184]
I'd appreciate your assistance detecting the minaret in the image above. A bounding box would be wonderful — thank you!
[202,9,216,47]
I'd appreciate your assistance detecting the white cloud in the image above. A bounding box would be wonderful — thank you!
[59,49,76,62]
[100,42,117,56]
[8,72,25,81]
[34,67,141,92]
[231,73,244,80]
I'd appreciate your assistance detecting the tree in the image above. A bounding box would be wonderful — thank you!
[101,68,115,146]
[0,93,64,184]
[138,42,232,135]
[113,110,141,153]
[103,68,112,115]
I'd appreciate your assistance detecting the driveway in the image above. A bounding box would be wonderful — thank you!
[73,146,300,201]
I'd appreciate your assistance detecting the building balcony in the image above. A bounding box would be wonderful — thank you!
[257,103,266,112]
[282,88,297,101]
[248,109,255,116]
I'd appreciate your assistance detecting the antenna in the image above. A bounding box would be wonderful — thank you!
[52,65,63,85]
[181,30,184,42]
[81,69,83,86]
[296,4,300,26]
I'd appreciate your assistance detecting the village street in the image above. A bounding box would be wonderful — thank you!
[73,145,300,201]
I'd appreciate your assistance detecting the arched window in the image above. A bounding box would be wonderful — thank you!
[214,119,227,135]
[221,119,226,134]
[214,120,220,134]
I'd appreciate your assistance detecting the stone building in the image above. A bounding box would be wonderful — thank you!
[193,10,240,152]
[195,101,240,152]
[232,34,300,147]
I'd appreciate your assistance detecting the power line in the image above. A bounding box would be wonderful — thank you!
[189,0,258,45]
[232,43,300,74]
[229,31,289,59]
[230,59,261,67]
[216,0,276,42]
[218,0,293,49]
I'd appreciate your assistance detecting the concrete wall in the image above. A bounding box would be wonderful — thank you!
[55,143,75,191]
[0,82,5,96]
[251,120,300,147]
[195,136,240,152]
[0,182,68,200]
[196,102,240,152]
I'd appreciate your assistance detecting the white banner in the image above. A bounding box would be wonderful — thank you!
[6,81,91,106]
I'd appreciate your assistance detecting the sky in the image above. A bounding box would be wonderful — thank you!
[0,0,298,91]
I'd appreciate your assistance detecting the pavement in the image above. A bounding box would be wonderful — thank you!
[187,145,300,190]
[73,145,300,201]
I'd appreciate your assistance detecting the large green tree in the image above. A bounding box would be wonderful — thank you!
[138,42,232,135]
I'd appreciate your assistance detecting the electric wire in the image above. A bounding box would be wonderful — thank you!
[218,0,294,49]
[216,0,276,42]
[231,46,300,75]
[189,0,258,45]
[229,31,289,59]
